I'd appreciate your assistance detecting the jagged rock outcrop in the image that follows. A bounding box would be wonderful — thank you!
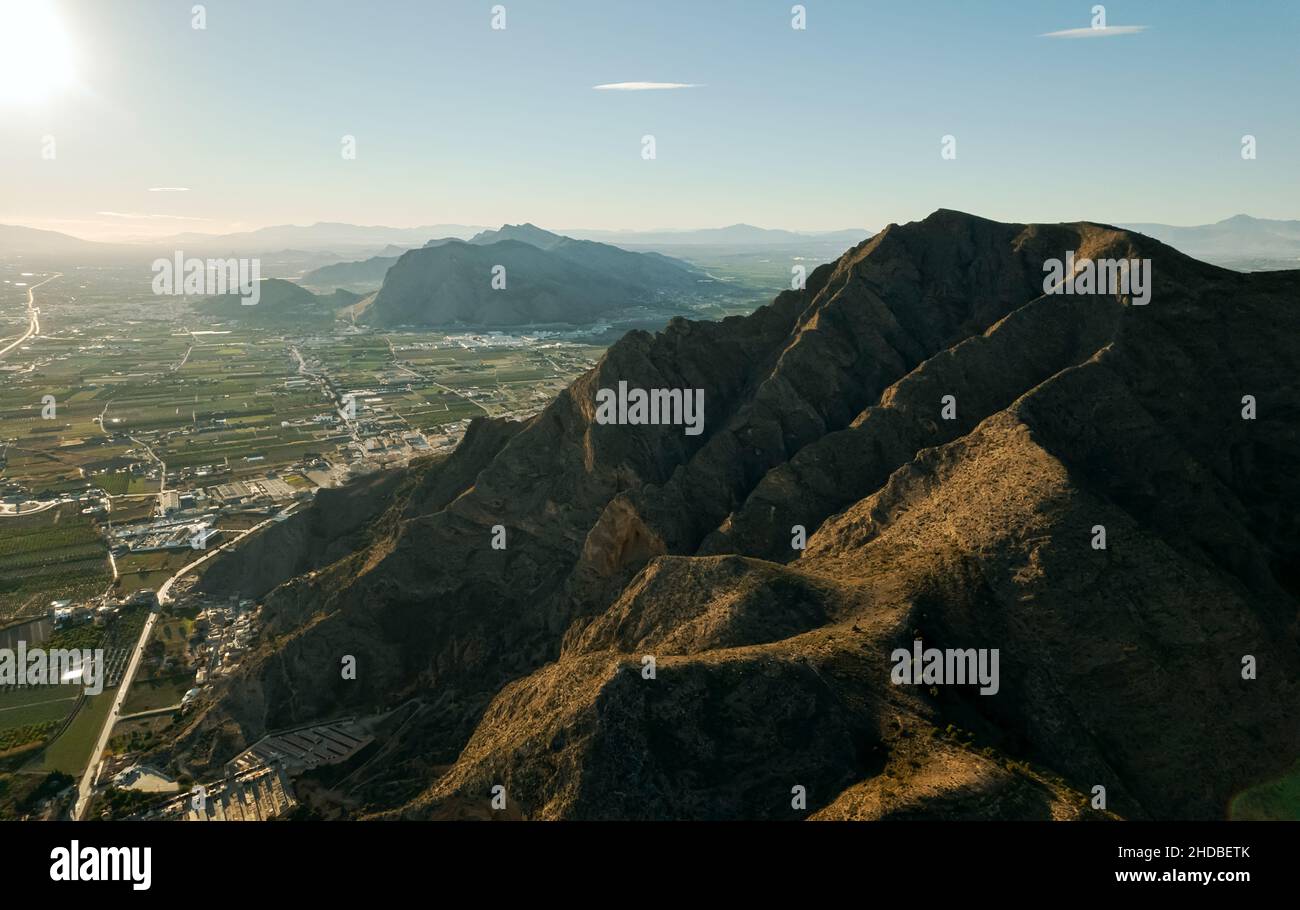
[175,210,1300,820]
[196,469,413,601]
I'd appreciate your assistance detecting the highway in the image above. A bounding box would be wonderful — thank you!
[72,608,160,820]
[72,504,297,819]
[0,272,58,359]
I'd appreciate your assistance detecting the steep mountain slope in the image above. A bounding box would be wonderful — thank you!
[363,228,703,327]
[300,253,404,291]
[173,210,1300,821]
[466,223,700,289]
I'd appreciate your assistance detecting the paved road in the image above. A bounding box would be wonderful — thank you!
[291,343,365,442]
[72,505,297,819]
[0,272,58,359]
[117,703,182,722]
[128,435,167,495]
[73,607,159,819]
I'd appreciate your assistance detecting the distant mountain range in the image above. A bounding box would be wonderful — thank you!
[6,216,1300,272]
[164,222,871,255]
[455,224,703,288]
[1121,215,1300,265]
[300,252,406,290]
[0,221,868,257]
[0,224,93,253]
[200,278,361,326]
[563,224,872,246]
[301,223,839,293]
[363,225,706,327]
[158,222,487,253]
[0,224,135,259]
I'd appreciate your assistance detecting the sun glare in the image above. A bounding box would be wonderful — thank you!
[0,0,76,106]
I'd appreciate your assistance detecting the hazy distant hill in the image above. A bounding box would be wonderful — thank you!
[566,223,872,246]
[557,224,879,292]
[199,278,360,325]
[0,224,132,259]
[1121,215,1300,267]
[305,223,848,294]
[160,221,487,254]
[300,252,406,291]
[361,225,705,327]
[465,223,701,289]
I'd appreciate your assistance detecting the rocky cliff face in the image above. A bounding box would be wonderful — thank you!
[175,210,1300,820]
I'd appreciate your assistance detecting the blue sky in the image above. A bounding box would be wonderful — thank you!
[2,0,1297,239]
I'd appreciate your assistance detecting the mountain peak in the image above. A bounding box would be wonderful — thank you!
[469,223,565,248]
[368,224,699,327]
[184,213,1300,822]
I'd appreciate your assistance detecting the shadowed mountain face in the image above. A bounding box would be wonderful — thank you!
[464,223,702,288]
[174,210,1300,820]
[200,278,359,325]
[361,226,703,327]
[300,252,405,291]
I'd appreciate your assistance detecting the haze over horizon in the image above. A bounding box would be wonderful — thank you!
[3,0,1300,863]
[2,0,1298,242]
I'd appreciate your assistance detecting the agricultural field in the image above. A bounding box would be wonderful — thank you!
[3,265,610,573]
[125,608,198,710]
[0,624,100,766]
[0,685,82,730]
[314,333,605,429]
[112,550,196,598]
[0,505,112,624]
[4,266,606,486]
[27,689,116,776]
[0,678,83,760]
[4,605,150,777]
[120,674,192,715]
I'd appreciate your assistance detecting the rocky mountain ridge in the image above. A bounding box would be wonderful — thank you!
[173,210,1300,820]
[359,225,704,327]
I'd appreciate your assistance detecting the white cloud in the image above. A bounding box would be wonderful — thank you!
[147,186,190,192]
[593,82,701,91]
[1040,25,1147,38]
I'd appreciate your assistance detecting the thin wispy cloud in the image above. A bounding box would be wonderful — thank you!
[147,186,190,192]
[1040,25,1147,38]
[593,82,701,91]
[97,211,206,221]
